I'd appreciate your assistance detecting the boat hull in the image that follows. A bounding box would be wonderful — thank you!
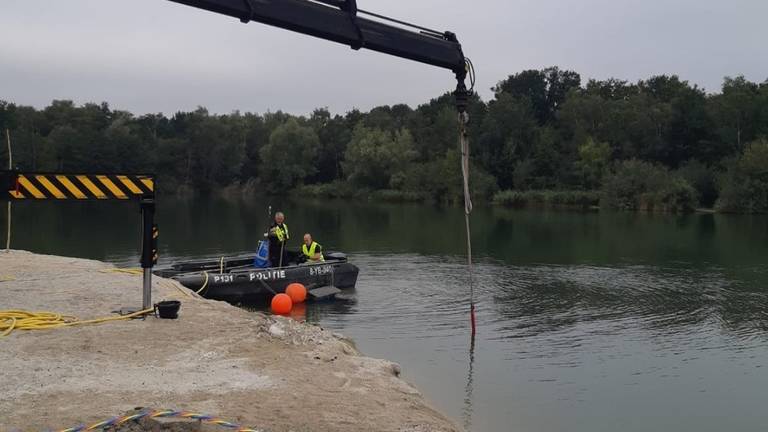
[155,257,358,302]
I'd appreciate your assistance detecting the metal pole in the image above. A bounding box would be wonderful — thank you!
[142,268,152,310]
[140,199,155,310]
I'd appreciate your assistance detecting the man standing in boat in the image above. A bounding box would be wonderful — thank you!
[301,233,325,263]
[268,211,289,267]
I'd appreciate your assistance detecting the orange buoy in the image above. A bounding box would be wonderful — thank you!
[285,283,307,304]
[271,293,293,314]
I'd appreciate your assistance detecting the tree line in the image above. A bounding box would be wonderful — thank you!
[1,67,767,212]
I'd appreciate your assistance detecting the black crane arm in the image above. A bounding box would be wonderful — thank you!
[166,0,469,101]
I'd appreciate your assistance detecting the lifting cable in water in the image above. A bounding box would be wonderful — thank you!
[457,58,478,428]
[458,58,477,339]
[459,111,475,338]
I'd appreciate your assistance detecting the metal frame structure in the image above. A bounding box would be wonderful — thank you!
[1,170,157,310]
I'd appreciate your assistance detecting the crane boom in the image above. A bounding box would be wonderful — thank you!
[166,0,468,90]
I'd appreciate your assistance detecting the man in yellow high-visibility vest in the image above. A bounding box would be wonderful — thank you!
[301,233,325,263]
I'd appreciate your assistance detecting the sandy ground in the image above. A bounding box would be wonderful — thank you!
[0,250,460,432]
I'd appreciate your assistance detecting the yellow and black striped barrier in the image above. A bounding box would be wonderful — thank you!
[1,171,154,201]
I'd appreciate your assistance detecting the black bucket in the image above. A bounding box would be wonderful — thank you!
[154,300,181,319]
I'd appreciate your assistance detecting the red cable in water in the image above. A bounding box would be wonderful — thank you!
[470,303,476,338]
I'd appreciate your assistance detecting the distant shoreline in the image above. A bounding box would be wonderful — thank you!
[182,183,757,214]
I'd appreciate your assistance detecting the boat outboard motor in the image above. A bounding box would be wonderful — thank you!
[324,252,347,261]
[254,240,270,268]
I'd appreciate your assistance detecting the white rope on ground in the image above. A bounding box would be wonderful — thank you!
[458,111,476,337]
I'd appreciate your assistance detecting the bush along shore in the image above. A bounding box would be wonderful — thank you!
[2,67,767,213]
[297,138,768,214]
[493,140,768,214]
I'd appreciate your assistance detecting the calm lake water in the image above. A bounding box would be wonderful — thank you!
[4,198,768,432]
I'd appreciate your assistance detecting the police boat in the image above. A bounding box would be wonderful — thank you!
[154,249,359,302]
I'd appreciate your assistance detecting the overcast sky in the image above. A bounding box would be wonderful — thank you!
[1,0,767,116]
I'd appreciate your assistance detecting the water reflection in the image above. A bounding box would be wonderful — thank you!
[462,336,476,431]
[484,264,768,343]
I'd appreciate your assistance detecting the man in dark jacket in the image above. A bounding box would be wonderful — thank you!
[268,211,289,267]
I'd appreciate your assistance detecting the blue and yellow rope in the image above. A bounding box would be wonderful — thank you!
[52,409,263,432]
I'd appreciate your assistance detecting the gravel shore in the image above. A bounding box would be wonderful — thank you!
[0,250,460,432]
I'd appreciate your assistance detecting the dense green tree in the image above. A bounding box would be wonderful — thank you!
[259,118,319,192]
[401,149,497,203]
[363,106,396,131]
[517,126,564,190]
[494,67,581,124]
[477,93,537,189]
[576,137,612,189]
[584,78,638,100]
[709,76,762,153]
[759,81,768,137]
[406,93,458,161]
[47,125,91,171]
[666,81,715,166]
[155,137,187,191]
[640,75,690,103]
[343,126,417,189]
[716,139,768,213]
[239,112,267,181]
[309,108,350,183]
[8,129,48,170]
[0,101,16,132]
